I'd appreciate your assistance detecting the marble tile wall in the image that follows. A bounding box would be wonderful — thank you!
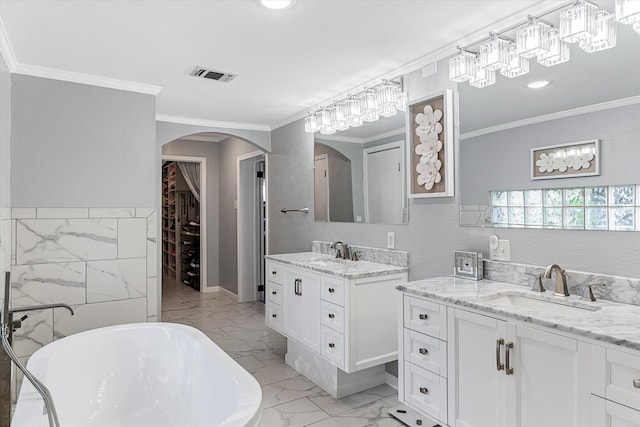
[9,207,158,364]
[312,241,409,268]
[483,259,640,306]
[459,204,491,227]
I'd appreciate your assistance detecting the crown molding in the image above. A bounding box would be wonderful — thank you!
[156,114,271,132]
[317,126,405,144]
[11,63,162,95]
[460,95,640,141]
[270,0,560,131]
[0,19,17,70]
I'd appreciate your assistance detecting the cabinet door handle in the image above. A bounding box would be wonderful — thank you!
[633,379,640,389]
[328,313,335,319]
[418,313,428,320]
[419,348,429,355]
[329,343,335,348]
[328,288,335,293]
[496,338,505,371]
[294,279,299,295]
[298,278,302,296]
[505,341,514,375]
[419,387,429,394]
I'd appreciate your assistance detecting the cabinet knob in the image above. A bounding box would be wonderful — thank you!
[271,271,277,275]
[418,313,429,320]
[419,348,428,355]
[328,288,335,293]
[271,314,277,318]
[634,379,640,389]
[329,343,335,348]
[328,313,335,319]
[419,387,429,395]
[272,291,277,295]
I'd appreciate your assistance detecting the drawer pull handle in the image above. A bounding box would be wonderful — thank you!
[329,343,335,348]
[418,313,428,320]
[271,314,277,318]
[419,348,429,355]
[634,379,640,389]
[419,387,429,395]
[272,291,277,295]
[328,313,335,319]
[496,338,504,371]
[505,341,514,375]
[328,288,335,293]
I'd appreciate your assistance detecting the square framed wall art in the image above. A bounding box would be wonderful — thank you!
[407,89,454,198]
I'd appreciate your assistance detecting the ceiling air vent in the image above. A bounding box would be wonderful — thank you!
[189,66,237,83]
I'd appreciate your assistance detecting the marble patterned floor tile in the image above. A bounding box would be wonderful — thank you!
[261,376,323,409]
[259,397,329,427]
[251,362,300,386]
[305,400,402,427]
[309,389,391,416]
[235,355,267,372]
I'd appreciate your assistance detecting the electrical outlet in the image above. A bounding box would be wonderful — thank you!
[387,232,395,249]
[491,239,511,262]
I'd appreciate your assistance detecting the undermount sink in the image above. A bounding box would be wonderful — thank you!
[480,291,600,315]
[307,258,350,267]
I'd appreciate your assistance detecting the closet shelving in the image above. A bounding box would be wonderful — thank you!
[162,162,177,278]
[179,192,200,290]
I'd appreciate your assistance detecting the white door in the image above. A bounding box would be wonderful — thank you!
[506,324,590,427]
[448,308,508,427]
[299,272,321,352]
[314,155,329,221]
[282,269,303,341]
[364,144,402,223]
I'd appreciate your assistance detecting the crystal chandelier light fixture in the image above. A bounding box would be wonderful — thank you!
[303,79,406,134]
[449,0,640,89]
[560,0,599,43]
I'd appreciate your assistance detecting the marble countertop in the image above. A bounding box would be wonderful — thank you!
[265,252,408,279]
[399,277,640,352]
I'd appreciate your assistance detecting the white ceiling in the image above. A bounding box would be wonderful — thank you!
[0,0,550,130]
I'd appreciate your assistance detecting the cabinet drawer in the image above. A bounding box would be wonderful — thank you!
[266,262,284,285]
[591,395,640,426]
[321,276,345,306]
[404,329,447,377]
[268,282,282,305]
[404,296,447,340]
[321,326,345,368]
[266,302,283,333]
[404,362,447,424]
[600,347,640,409]
[321,300,345,333]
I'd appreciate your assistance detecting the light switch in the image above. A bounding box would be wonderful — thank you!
[387,232,395,249]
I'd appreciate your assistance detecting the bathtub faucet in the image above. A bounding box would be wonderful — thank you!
[1,271,73,427]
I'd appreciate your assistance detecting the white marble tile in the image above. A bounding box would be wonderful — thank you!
[87,258,146,303]
[12,356,29,406]
[251,362,300,386]
[89,208,135,218]
[0,218,11,271]
[11,208,36,219]
[16,219,117,264]
[460,209,485,227]
[36,208,89,219]
[147,240,157,278]
[147,277,157,319]
[53,297,147,339]
[260,397,329,427]
[146,210,157,239]
[12,309,53,358]
[136,208,156,218]
[11,262,86,308]
[305,400,400,427]
[261,376,323,409]
[118,218,146,259]
[0,207,10,219]
[11,219,16,265]
[309,386,396,416]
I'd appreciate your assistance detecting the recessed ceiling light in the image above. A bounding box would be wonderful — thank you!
[261,0,296,10]
[527,80,550,89]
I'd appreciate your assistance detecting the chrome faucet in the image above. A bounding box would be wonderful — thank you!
[543,264,570,297]
[1,271,74,427]
[330,241,351,260]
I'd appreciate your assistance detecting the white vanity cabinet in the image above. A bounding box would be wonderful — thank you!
[266,257,407,398]
[399,293,593,427]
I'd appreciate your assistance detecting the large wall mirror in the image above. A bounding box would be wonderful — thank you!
[314,113,408,224]
[458,9,640,231]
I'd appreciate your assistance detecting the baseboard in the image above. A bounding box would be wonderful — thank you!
[385,372,398,390]
[201,285,219,294]
[217,286,238,301]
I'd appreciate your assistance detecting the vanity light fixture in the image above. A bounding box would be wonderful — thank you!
[260,0,296,10]
[527,80,551,89]
[449,0,640,89]
[303,79,406,134]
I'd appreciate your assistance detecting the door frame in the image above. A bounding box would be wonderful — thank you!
[161,154,207,292]
[237,150,267,303]
[362,140,404,223]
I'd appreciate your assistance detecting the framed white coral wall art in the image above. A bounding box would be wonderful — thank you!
[407,90,454,198]
[531,139,600,180]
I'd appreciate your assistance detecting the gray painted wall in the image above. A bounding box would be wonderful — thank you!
[0,54,10,208]
[11,75,156,207]
[156,121,271,153]
[162,139,221,288]
[461,103,640,205]
[219,137,262,294]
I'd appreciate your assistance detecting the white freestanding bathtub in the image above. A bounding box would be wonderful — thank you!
[11,323,262,427]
